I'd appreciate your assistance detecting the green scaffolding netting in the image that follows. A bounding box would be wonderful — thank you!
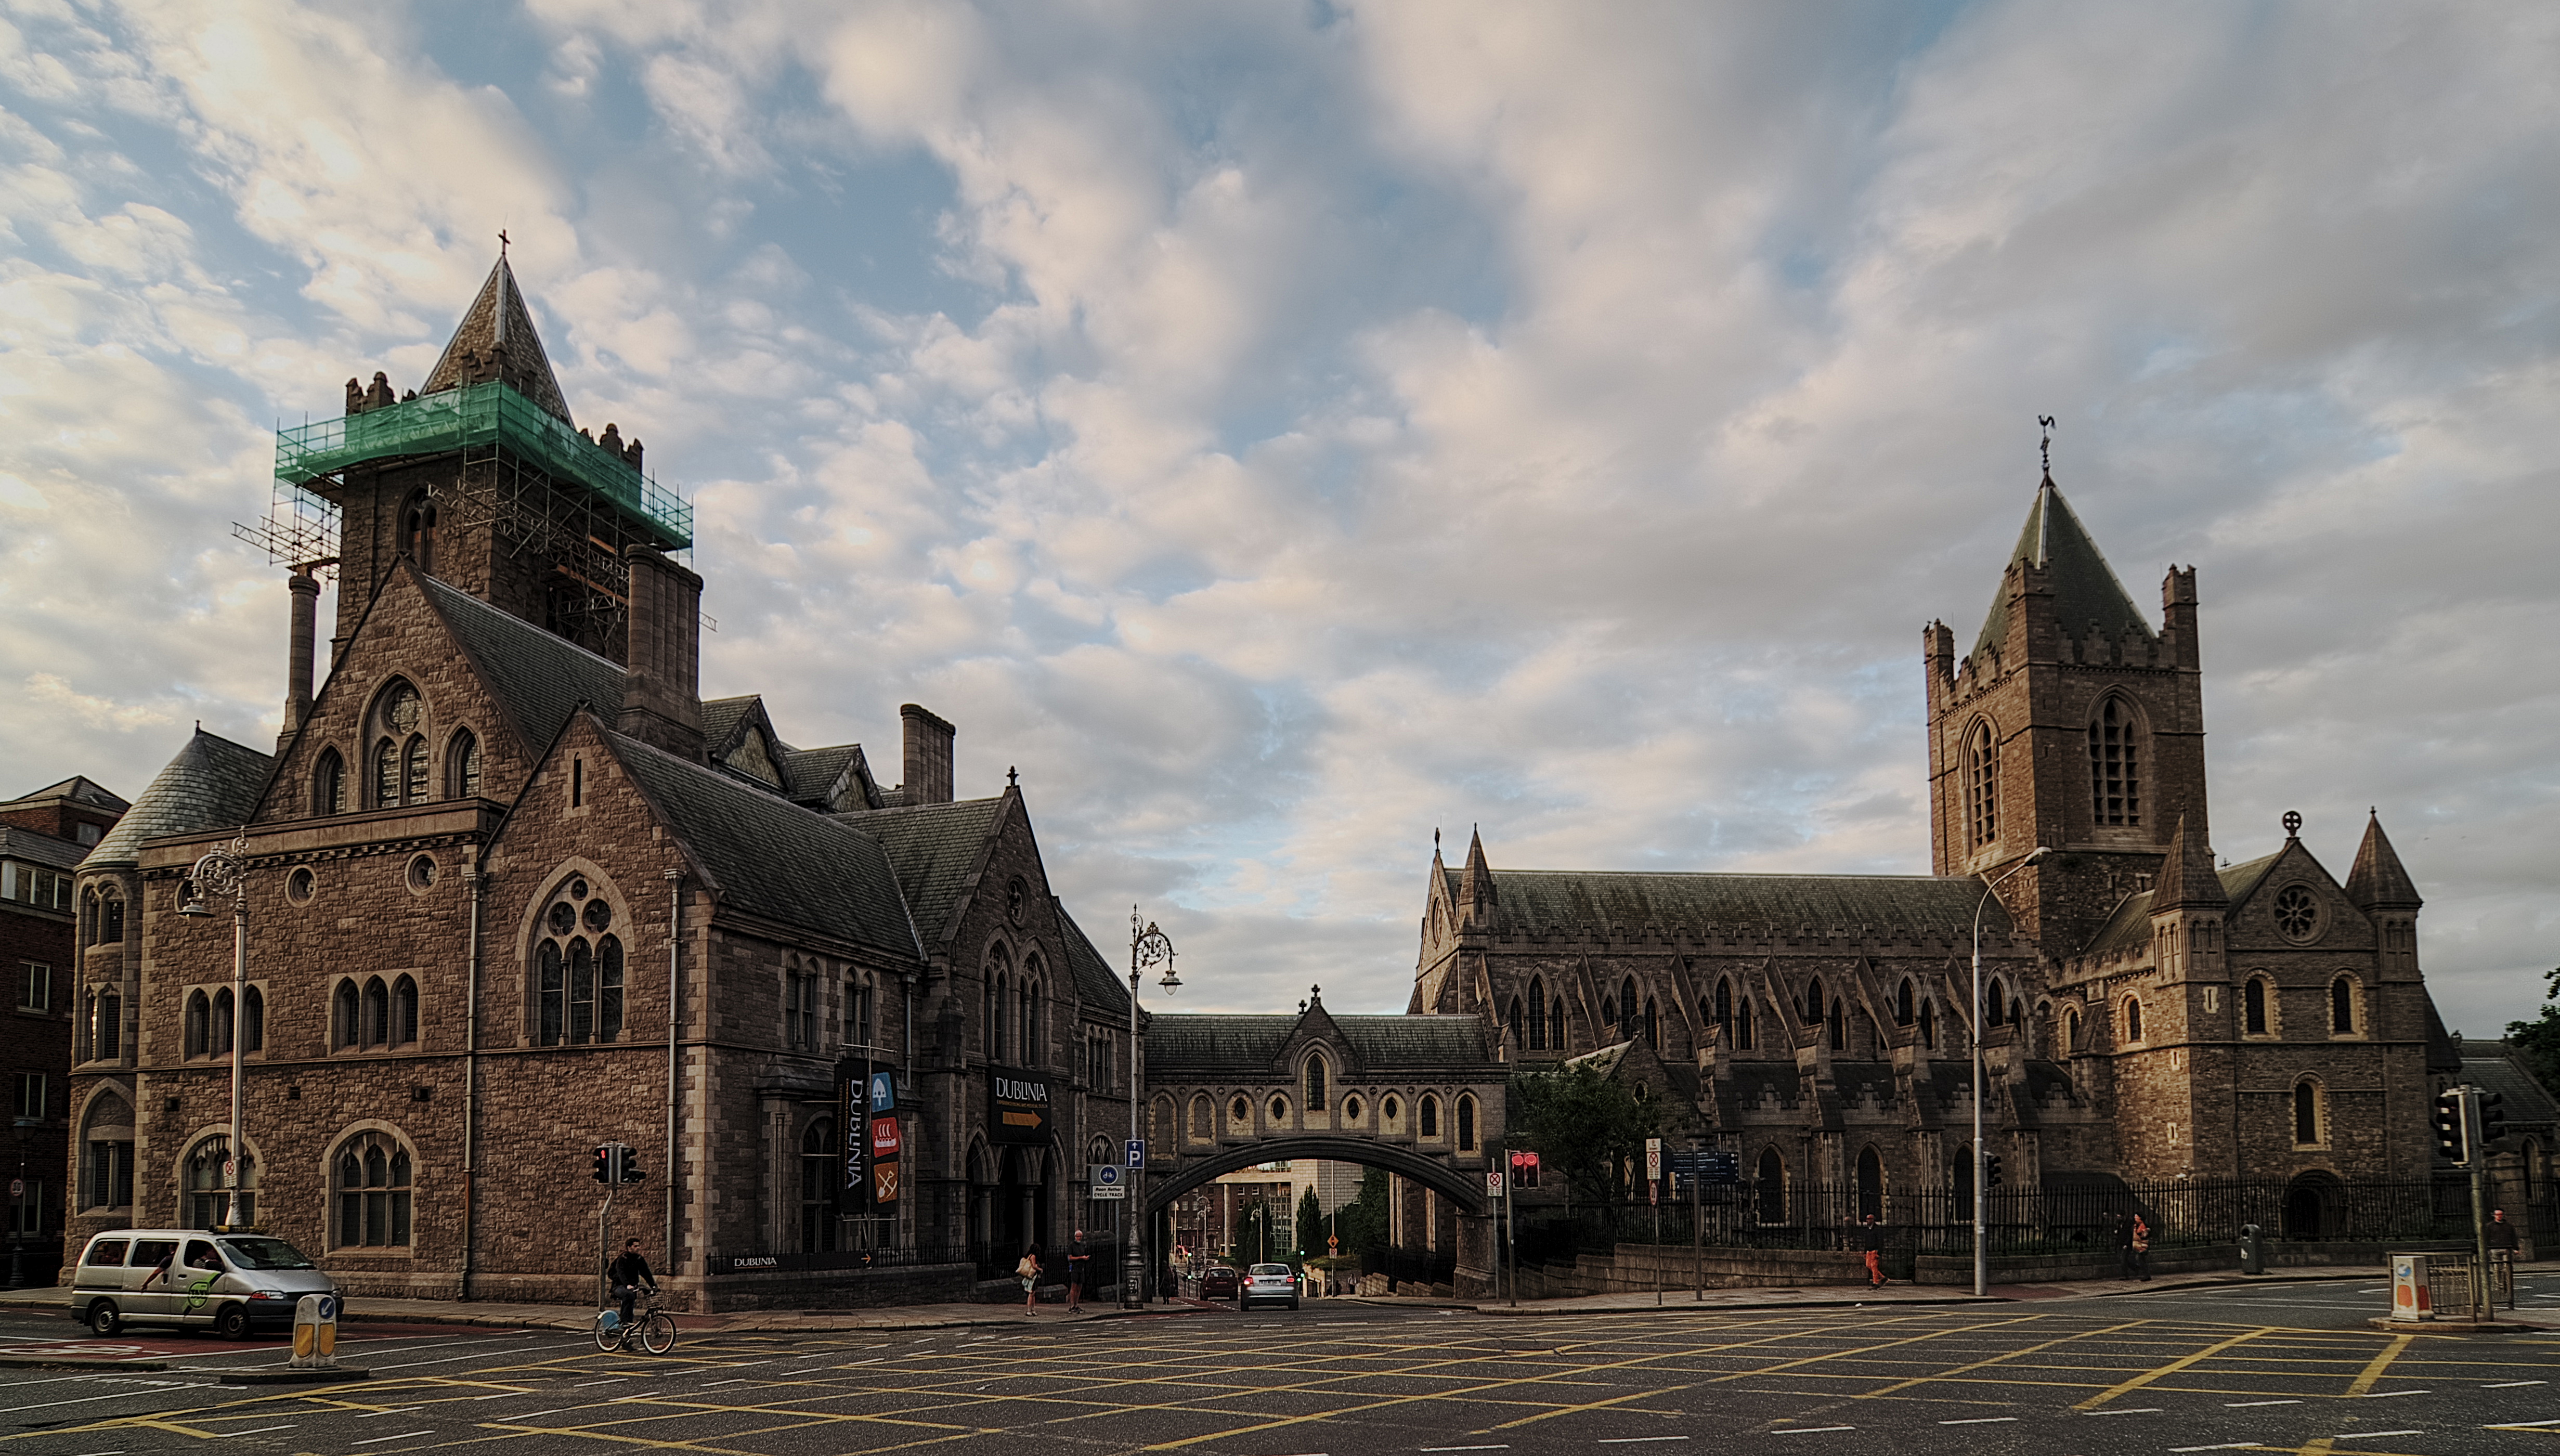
[275,381,692,548]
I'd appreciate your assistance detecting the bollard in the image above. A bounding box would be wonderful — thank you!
[289,1293,339,1368]
[2238,1223,2263,1276]
[2388,1253,2432,1322]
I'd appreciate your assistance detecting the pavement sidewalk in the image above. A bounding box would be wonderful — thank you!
[0,1260,2526,1335]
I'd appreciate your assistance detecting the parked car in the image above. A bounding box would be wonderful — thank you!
[70,1230,337,1339]
[1241,1263,1300,1310]
[1198,1265,1241,1300]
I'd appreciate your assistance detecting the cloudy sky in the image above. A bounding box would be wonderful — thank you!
[5,1,2556,1034]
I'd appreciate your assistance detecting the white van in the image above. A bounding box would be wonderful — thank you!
[70,1230,337,1339]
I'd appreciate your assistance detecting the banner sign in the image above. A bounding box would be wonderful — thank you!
[837,1057,872,1212]
[869,1103,901,1206]
[989,1067,1052,1147]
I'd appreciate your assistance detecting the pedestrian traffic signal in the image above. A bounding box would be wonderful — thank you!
[1984,1153,2004,1189]
[616,1146,646,1184]
[2480,1090,2508,1149]
[2433,1089,2467,1162]
[591,1145,611,1184]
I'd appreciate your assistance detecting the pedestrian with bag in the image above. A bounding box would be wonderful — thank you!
[1067,1229,1089,1314]
[2130,1215,2152,1282]
[1859,1213,1887,1289]
[1016,1243,1043,1315]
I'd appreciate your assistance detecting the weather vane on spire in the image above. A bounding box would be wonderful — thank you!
[2038,415,2057,476]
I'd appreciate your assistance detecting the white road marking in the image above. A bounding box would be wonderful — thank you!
[2359,1389,2428,1398]
[571,1378,629,1387]
[2486,1418,2560,1428]
[2225,1400,2299,1407]
[2486,1380,2549,1388]
[214,1425,297,1438]
[1769,1428,1853,1436]
[1938,1417,2016,1425]
[1598,1438,1691,1444]
[355,1407,426,1419]
[1420,1447,1508,1451]
[509,1409,577,1420]
[2343,1433,2420,1440]
[2083,1409,2162,1416]
[2168,1445,2262,1452]
[350,1431,433,1445]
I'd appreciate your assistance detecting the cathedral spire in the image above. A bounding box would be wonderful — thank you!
[2344,810,2424,911]
[1972,476,2155,660]
[420,252,574,424]
[1460,825,1495,922]
[2150,813,2225,912]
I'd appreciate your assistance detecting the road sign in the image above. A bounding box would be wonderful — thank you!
[1486,1170,1504,1195]
[7,1179,19,1199]
[1090,1164,1123,1188]
[1645,1138,1662,1180]
[1088,1185,1127,1200]
[1126,1139,1145,1168]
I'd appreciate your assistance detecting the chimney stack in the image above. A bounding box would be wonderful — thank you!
[616,546,705,760]
[900,704,955,805]
[280,567,320,752]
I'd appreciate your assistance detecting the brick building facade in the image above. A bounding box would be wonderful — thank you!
[66,258,1136,1308]
[1414,474,2463,1219]
[0,777,126,1271]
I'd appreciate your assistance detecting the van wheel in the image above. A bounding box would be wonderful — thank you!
[86,1301,121,1337]
[214,1305,252,1340]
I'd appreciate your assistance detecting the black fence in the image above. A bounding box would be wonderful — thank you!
[1514,1176,2485,1265]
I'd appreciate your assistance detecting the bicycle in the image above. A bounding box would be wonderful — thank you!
[593,1289,678,1354]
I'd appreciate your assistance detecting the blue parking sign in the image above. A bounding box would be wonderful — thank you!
[1126,1139,1145,1168]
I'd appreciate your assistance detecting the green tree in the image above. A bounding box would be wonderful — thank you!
[2505,968,2560,1095]
[1336,1166,1391,1258]
[1513,1062,1674,1207]
[1295,1186,1325,1262]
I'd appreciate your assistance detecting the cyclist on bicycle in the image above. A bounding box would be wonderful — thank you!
[606,1238,657,1330]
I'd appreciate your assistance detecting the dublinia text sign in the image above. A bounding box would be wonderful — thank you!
[989,1067,1052,1147]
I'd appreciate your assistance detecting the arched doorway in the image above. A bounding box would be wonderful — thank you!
[2282,1173,2334,1241]
[995,1146,1051,1264]
[1855,1147,1883,1220]
[1755,1149,1786,1225]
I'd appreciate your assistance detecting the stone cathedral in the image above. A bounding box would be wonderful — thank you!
[1413,476,2460,1213]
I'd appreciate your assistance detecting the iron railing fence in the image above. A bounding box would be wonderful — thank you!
[706,1244,969,1277]
[1513,1176,2481,1265]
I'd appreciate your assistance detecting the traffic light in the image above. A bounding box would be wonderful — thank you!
[1984,1153,2004,1189]
[620,1147,646,1184]
[2480,1090,2508,1149]
[2433,1089,2467,1162]
[591,1145,611,1184]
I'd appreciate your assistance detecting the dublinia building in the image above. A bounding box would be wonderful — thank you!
[66,257,1137,1307]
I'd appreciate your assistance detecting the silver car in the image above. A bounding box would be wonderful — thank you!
[1241,1262,1300,1310]
[71,1230,337,1339]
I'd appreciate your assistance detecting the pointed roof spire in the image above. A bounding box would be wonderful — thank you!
[1973,476,2156,660]
[1460,824,1494,919]
[2344,810,2424,911]
[421,252,574,424]
[2150,813,2226,913]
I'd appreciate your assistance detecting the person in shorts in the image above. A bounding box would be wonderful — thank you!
[1016,1244,1043,1314]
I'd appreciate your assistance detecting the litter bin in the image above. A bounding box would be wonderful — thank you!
[2238,1223,2264,1276]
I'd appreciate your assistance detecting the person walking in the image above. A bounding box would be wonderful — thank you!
[2491,1208,2521,1253]
[1067,1229,1089,1314]
[2114,1210,2137,1279]
[2130,1215,2152,1282]
[1016,1243,1043,1315]
[607,1237,658,1331]
[1859,1213,1887,1289]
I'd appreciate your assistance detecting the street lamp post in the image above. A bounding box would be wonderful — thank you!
[1126,908,1177,1309]
[177,830,253,1231]
[1971,846,2049,1298]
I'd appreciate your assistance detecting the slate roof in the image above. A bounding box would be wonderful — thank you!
[2345,813,2424,910]
[1973,479,2156,660]
[419,576,626,753]
[1056,904,1130,1019]
[608,729,921,964]
[700,696,760,758]
[82,730,274,868]
[833,797,1008,950]
[1450,868,2018,942]
[0,827,89,872]
[2084,853,2281,958]
[2463,1054,2560,1131]
[421,255,574,423]
[1146,1013,1495,1076]
[0,776,128,813]
[783,744,867,808]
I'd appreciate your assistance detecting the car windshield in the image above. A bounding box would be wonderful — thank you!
[1249,1264,1292,1276]
[218,1237,318,1270]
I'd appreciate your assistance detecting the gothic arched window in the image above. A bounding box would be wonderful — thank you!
[1304,1054,1329,1112]
[2124,996,2145,1042]
[1456,1094,1477,1152]
[535,876,623,1046]
[2244,976,2270,1036]
[333,980,359,1050]
[1967,719,1998,846]
[1527,977,1548,1050]
[2089,697,2141,826]
[799,1120,839,1253]
[211,989,233,1055]
[2331,976,2357,1035]
[1896,977,1914,1026]
[371,738,399,808]
[313,748,346,815]
[361,977,389,1047]
[446,729,481,799]
[1549,996,1566,1050]
[1419,1095,1440,1140]
[241,986,265,1053]
[399,490,437,573]
[402,735,428,803]
[390,975,418,1046]
[2294,1080,2322,1147]
[1828,997,1846,1051]
[333,1132,412,1248]
[183,991,211,1058]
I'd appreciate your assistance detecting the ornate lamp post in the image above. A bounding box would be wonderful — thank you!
[1970,846,2048,1297]
[176,830,252,1230]
[1125,908,1177,1309]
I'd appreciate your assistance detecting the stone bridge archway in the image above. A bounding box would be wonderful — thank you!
[1141,1135,1487,1217]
